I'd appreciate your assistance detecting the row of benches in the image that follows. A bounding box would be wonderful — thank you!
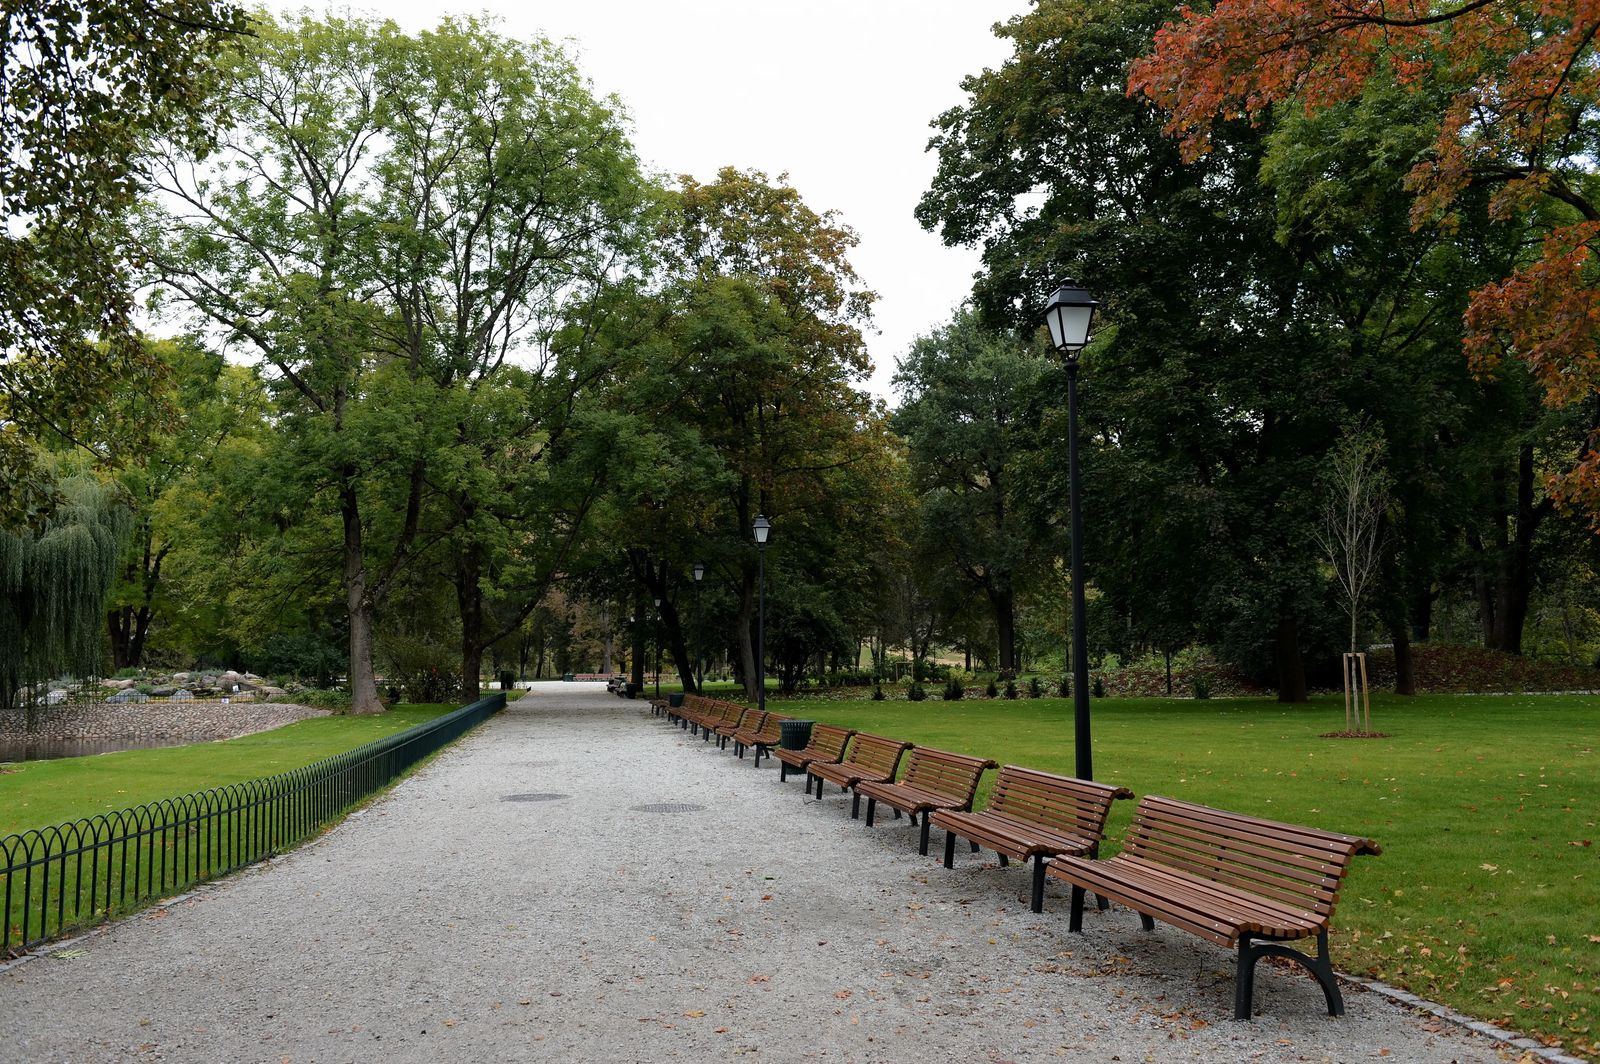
[655,693,1380,1021]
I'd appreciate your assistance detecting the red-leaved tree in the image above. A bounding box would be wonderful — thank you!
[1130,0,1600,528]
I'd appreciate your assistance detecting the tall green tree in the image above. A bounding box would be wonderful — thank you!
[894,310,1051,674]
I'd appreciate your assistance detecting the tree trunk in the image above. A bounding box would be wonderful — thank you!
[1164,648,1173,696]
[341,482,384,715]
[1274,612,1307,704]
[456,534,484,703]
[1390,618,1415,696]
[989,585,1016,674]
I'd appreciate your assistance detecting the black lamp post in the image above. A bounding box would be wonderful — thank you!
[653,596,663,699]
[692,561,706,692]
[752,515,771,712]
[1045,279,1100,781]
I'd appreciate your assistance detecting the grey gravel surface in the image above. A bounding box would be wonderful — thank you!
[3,684,1510,1063]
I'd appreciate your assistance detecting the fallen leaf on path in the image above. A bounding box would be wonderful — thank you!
[684,1010,705,1018]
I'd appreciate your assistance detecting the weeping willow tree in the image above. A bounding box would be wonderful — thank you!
[0,476,131,715]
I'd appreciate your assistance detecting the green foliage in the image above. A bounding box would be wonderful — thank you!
[1004,679,1019,700]
[943,677,965,701]
[0,0,246,527]
[871,684,886,701]
[1028,676,1044,698]
[907,681,927,702]
[985,679,999,698]
[0,475,132,710]
[1091,676,1105,698]
[1191,673,1213,700]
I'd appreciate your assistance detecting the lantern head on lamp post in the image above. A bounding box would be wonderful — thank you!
[1046,279,1098,782]
[753,515,771,711]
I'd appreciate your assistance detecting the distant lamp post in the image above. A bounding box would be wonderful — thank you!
[752,515,771,712]
[1045,279,1100,782]
[653,595,663,699]
[692,561,706,692]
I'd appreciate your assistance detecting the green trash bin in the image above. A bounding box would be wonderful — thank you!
[668,693,686,708]
[779,719,815,751]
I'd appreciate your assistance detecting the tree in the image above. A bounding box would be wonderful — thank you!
[102,340,268,669]
[894,311,1051,674]
[145,14,448,712]
[1,0,245,526]
[1130,0,1600,530]
[1,474,131,715]
[1315,424,1391,730]
[371,17,647,700]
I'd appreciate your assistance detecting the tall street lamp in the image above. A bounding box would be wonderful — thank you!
[692,561,706,692]
[653,595,663,699]
[1045,279,1100,781]
[752,515,771,712]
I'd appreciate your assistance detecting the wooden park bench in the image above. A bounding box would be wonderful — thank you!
[729,711,791,767]
[680,697,741,740]
[1046,795,1381,1020]
[930,766,1131,913]
[712,707,764,750]
[856,747,997,856]
[774,724,855,788]
[808,733,912,819]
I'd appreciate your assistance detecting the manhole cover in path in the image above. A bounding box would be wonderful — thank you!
[501,793,570,802]
[630,803,706,813]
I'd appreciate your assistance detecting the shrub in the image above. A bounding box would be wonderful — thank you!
[1004,679,1018,699]
[908,681,927,701]
[872,684,886,701]
[1028,676,1043,698]
[1091,676,1105,698]
[985,679,998,698]
[1191,673,1212,699]
[296,687,353,712]
[943,677,964,701]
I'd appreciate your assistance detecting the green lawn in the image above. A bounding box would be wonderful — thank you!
[762,691,1597,1058]
[0,703,457,837]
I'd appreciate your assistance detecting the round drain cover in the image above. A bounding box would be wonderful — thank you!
[630,803,705,813]
[501,793,569,802]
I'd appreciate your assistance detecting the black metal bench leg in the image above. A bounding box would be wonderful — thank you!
[1031,855,1047,913]
[851,791,862,819]
[1234,935,1257,1020]
[970,839,980,853]
[865,797,876,826]
[1097,893,1111,911]
[943,829,956,868]
[779,761,788,782]
[1068,884,1086,932]
[919,817,932,856]
[997,852,1008,867]
[1139,913,1155,932]
[1310,929,1344,1016]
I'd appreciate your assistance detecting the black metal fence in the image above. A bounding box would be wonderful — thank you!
[1,692,505,955]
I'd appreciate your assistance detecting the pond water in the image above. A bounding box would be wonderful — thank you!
[0,736,198,763]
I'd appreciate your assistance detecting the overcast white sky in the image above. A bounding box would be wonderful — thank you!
[273,0,1026,404]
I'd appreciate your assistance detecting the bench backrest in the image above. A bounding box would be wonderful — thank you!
[749,713,791,742]
[800,723,855,761]
[711,701,745,728]
[1123,795,1382,920]
[900,747,997,809]
[843,732,911,777]
[988,766,1131,841]
[728,707,765,733]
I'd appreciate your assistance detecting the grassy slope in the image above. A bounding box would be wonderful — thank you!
[0,703,457,837]
[767,691,1597,1057]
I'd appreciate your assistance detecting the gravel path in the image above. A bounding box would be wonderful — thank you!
[3,684,1507,1063]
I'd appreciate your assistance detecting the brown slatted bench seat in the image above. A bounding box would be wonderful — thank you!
[931,766,1131,913]
[856,747,997,856]
[730,712,791,766]
[774,723,855,786]
[1046,795,1381,1020]
[808,733,912,819]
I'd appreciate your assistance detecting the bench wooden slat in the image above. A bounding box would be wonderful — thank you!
[854,747,997,854]
[774,724,855,776]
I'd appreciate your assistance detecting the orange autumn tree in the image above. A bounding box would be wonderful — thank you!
[1130,0,1600,527]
